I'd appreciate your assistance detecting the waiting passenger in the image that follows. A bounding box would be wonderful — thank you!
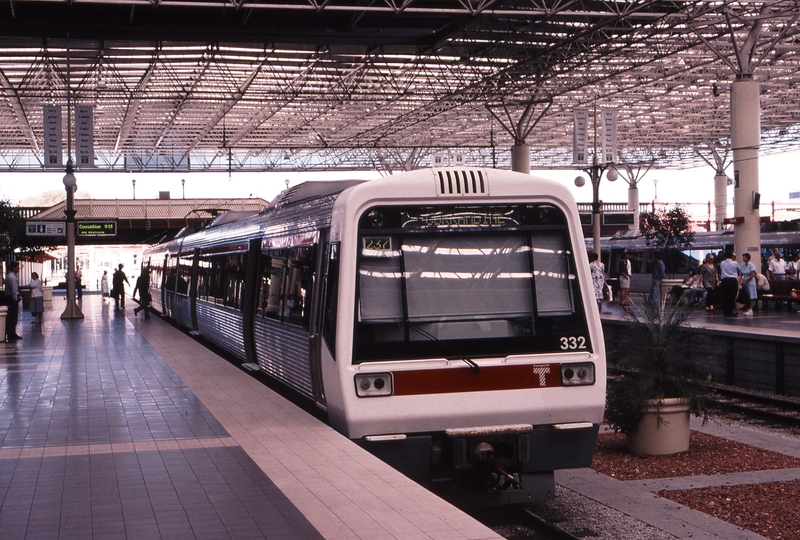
[283,294,296,319]
[768,250,786,281]
[786,253,799,281]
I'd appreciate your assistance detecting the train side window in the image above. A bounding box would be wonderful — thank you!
[258,252,282,319]
[284,246,316,327]
[225,254,245,309]
[257,246,315,328]
[150,260,164,290]
[177,254,192,296]
[197,257,211,301]
[322,242,340,356]
[165,255,177,292]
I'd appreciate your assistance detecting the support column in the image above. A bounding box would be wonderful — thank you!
[628,183,639,231]
[714,171,729,230]
[511,143,530,174]
[730,76,761,270]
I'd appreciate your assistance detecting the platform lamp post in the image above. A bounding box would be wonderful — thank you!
[575,161,618,256]
[132,178,136,200]
[61,160,84,320]
[182,178,185,199]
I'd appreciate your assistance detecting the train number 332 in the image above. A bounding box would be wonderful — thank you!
[559,336,587,350]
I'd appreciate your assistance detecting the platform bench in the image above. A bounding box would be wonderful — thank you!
[759,280,798,310]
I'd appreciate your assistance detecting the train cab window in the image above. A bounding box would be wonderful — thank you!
[256,246,316,328]
[531,232,573,316]
[354,204,590,363]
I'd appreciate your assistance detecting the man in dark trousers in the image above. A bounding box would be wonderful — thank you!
[719,252,742,317]
[132,269,151,318]
[112,263,129,309]
[4,262,22,341]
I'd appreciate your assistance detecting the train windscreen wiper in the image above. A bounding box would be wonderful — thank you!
[406,323,480,374]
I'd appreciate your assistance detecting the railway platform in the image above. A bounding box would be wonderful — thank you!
[0,295,499,539]
[3,294,799,539]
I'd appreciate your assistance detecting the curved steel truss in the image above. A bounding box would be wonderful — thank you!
[0,0,799,173]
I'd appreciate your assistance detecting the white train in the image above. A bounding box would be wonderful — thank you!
[143,168,606,506]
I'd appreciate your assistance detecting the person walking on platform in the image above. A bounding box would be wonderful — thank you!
[112,264,129,309]
[132,269,151,319]
[618,252,631,307]
[739,253,757,316]
[75,264,83,300]
[648,253,666,304]
[699,253,719,311]
[4,262,22,341]
[100,270,110,301]
[30,272,44,325]
[719,253,742,317]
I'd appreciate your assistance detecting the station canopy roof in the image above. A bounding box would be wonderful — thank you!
[0,0,799,174]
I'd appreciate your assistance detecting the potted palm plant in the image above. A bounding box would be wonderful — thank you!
[604,299,719,455]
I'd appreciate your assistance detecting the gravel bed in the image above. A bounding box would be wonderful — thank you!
[485,413,800,540]
[526,485,678,540]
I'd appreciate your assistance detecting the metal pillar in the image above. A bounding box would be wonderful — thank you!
[730,76,761,270]
[511,143,530,174]
[714,171,729,230]
[61,161,84,320]
[591,164,601,255]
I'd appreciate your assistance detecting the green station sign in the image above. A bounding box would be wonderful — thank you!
[77,221,117,237]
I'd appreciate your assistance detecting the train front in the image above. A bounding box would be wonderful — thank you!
[322,168,606,506]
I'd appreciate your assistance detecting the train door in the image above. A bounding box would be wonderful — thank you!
[241,239,260,366]
[189,248,200,331]
[308,230,330,407]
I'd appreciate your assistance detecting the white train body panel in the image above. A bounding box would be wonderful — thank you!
[324,169,605,439]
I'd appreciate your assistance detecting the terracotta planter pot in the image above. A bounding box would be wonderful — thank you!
[626,397,691,455]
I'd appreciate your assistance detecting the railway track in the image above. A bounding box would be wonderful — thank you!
[709,385,800,428]
[469,505,590,540]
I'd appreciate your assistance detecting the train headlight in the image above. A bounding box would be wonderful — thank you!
[354,373,393,397]
[560,362,595,386]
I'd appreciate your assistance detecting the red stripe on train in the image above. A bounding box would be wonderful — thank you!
[391,363,561,396]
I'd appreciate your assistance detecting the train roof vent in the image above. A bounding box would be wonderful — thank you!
[435,169,488,196]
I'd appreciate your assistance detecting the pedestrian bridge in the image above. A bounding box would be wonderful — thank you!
[27,197,269,244]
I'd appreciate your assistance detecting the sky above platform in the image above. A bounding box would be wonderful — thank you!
[1,150,798,210]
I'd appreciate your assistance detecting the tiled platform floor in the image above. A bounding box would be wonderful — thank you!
[1,296,499,540]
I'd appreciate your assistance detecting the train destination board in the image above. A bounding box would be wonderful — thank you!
[77,221,117,237]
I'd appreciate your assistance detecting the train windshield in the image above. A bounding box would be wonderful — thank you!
[354,205,592,363]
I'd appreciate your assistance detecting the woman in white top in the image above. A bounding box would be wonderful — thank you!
[100,270,110,300]
[30,272,44,324]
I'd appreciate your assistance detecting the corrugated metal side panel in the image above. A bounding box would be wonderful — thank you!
[195,300,246,361]
[253,317,313,399]
[175,295,192,330]
[149,286,163,313]
[164,290,176,318]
